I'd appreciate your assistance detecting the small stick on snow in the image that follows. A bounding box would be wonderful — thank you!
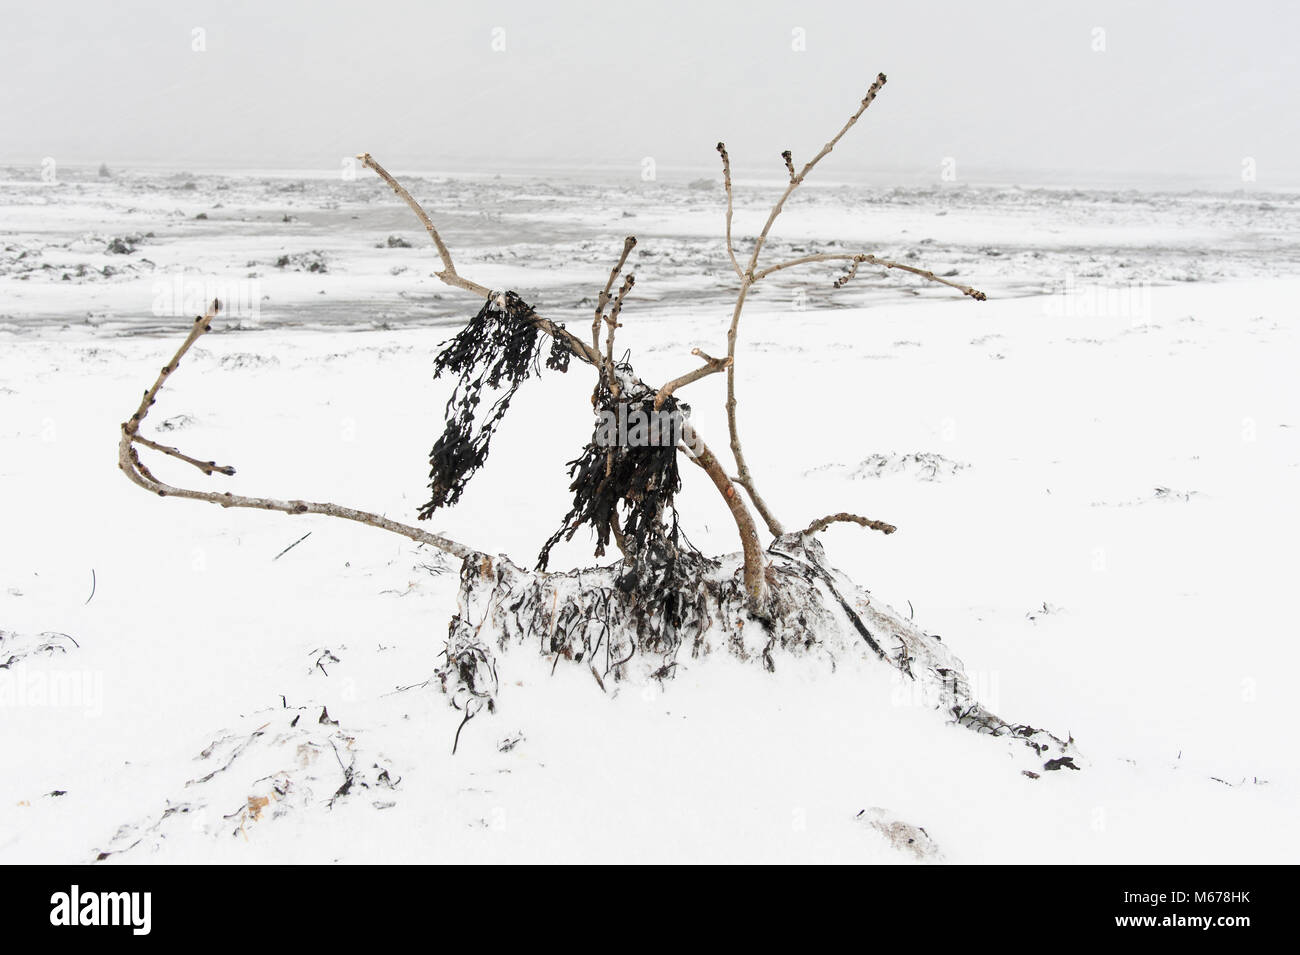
[272,531,312,561]
[799,512,897,537]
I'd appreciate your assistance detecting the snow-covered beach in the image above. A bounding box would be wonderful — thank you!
[2,168,1298,863]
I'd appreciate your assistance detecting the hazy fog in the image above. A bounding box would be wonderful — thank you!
[3,0,1296,188]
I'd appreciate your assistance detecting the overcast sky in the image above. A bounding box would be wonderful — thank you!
[3,0,1296,188]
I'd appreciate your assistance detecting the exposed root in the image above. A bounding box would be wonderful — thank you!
[435,536,1077,767]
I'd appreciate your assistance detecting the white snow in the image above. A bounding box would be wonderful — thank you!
[1,168,1297,863]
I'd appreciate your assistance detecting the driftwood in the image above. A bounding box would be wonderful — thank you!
[109,74,1079,770]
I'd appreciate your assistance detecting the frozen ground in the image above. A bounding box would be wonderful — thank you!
[1,167,1297,863]
[4,163,1299,334]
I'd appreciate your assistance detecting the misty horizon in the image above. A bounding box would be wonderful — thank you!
[4,0,1298,191]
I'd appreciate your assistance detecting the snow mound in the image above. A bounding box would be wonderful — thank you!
[437,536,1078,777]
[857,807,942,861]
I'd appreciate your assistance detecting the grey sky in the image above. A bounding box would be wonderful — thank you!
[3,0,1296,188]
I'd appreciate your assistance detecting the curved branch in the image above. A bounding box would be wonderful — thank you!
[679,435,767,604]
[356,153,490,298]
[799,512,897,537]
[118,301,483,564]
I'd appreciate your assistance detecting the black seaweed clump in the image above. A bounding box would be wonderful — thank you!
[420,292,558,518]
[537,380,707,651]
[538,372,686,572]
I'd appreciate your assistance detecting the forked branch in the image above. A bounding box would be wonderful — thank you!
[593,236,637,392]
[118,300,483,564]
[740,72,889,279]
[654,349,732,410]
[602,272,636,398]
[755,252,986,300]
[715,72,986,541]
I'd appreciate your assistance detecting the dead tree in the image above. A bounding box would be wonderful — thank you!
[117,75,1076,768]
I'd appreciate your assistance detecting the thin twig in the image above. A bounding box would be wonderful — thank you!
[715,143,743,280]
[272,531,312,561]
[131,434,235,476]
[362,155,609,370]
[452,704,476,755]
[594,236,637,366]
[755,252,987,300]
[654,350,732,409]
[743,73,888,276]
[356,153,490,297]
[608,272,635,327]
[602,273,636,397]
[721,74,891,539]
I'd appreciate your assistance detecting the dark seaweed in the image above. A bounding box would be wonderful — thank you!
[420,292,549,517]
[538,376,688,575]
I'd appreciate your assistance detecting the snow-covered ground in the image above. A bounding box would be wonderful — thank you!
[1,168,1297,863]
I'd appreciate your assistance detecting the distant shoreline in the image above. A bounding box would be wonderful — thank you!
[2,160,1296,197]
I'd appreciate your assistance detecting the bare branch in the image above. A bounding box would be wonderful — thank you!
[131,434,235,477]
[654,350,732,410]
[679,436,768,604]
[735,475,785,538]
[799,512,897,537]
[715,143,744,280]
[356,156,610,370]
[603,272,635,397]
[742,73,887,277]
[755,252,987,301]
[119,300,483,564]
[356,153,491,298]
[593,235,637,377]
[720,75,890,539]
[608,272,635,326]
